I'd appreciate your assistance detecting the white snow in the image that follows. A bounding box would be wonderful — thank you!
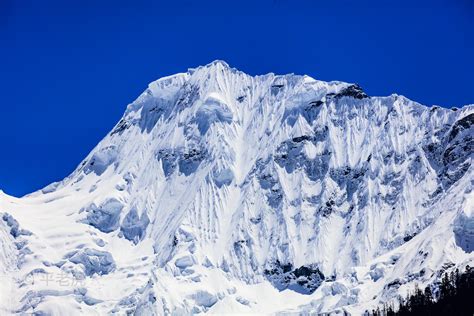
[0,61,473,315]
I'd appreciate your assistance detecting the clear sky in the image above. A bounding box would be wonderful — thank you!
[0,0,473,197]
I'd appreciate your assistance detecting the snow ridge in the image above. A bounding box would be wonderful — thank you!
[0,61,473,315]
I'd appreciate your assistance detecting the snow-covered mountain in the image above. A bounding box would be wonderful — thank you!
[1,60,473,315]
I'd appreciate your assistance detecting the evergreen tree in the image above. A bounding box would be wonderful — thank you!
[370,266,474,316]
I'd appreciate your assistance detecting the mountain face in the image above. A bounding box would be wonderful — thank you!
[0,60,473,315]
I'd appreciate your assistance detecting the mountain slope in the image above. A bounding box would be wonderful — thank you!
[0,60,473,315]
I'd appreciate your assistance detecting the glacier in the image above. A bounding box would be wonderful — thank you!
[0,60,473,315]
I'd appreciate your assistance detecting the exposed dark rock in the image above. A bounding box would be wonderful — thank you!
[423,114,472,193]
[329,84,368,99]
[139,101,167,133]
[301,101,324,123]
[430,106,441,113]
[329,166,368,201]
[448,113,473,142]
[110,119,130,136]
[308,100,323,107]
[176,84,200,110]
[233,239,251,257]
[250,216,262,224]
[403,233,417,242]
[255,159,284,208]
[179,148,207,176]
[156,149,179,177]
[264,260,324,294]
[318,199,336,217]
[274,134,331,181]
[292,135,312,143]
[385,278,403,289]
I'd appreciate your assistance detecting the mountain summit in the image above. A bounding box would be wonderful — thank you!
[1,61,473,315]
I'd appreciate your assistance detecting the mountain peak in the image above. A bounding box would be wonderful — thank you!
[188,60,232,74]
[1,61,473,315]
[205,59,231,68]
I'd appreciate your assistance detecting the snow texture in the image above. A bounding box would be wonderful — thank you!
[0,60,473,315]
[65,248,116,276]
[81,198,123,233]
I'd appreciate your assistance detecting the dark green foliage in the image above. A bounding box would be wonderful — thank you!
[368,266,474,315]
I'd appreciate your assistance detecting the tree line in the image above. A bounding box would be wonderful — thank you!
[369,265,473,315]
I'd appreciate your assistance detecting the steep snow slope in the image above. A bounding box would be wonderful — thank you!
[0,60,473,315]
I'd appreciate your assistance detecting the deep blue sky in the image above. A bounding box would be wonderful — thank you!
[1,0,473,197]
